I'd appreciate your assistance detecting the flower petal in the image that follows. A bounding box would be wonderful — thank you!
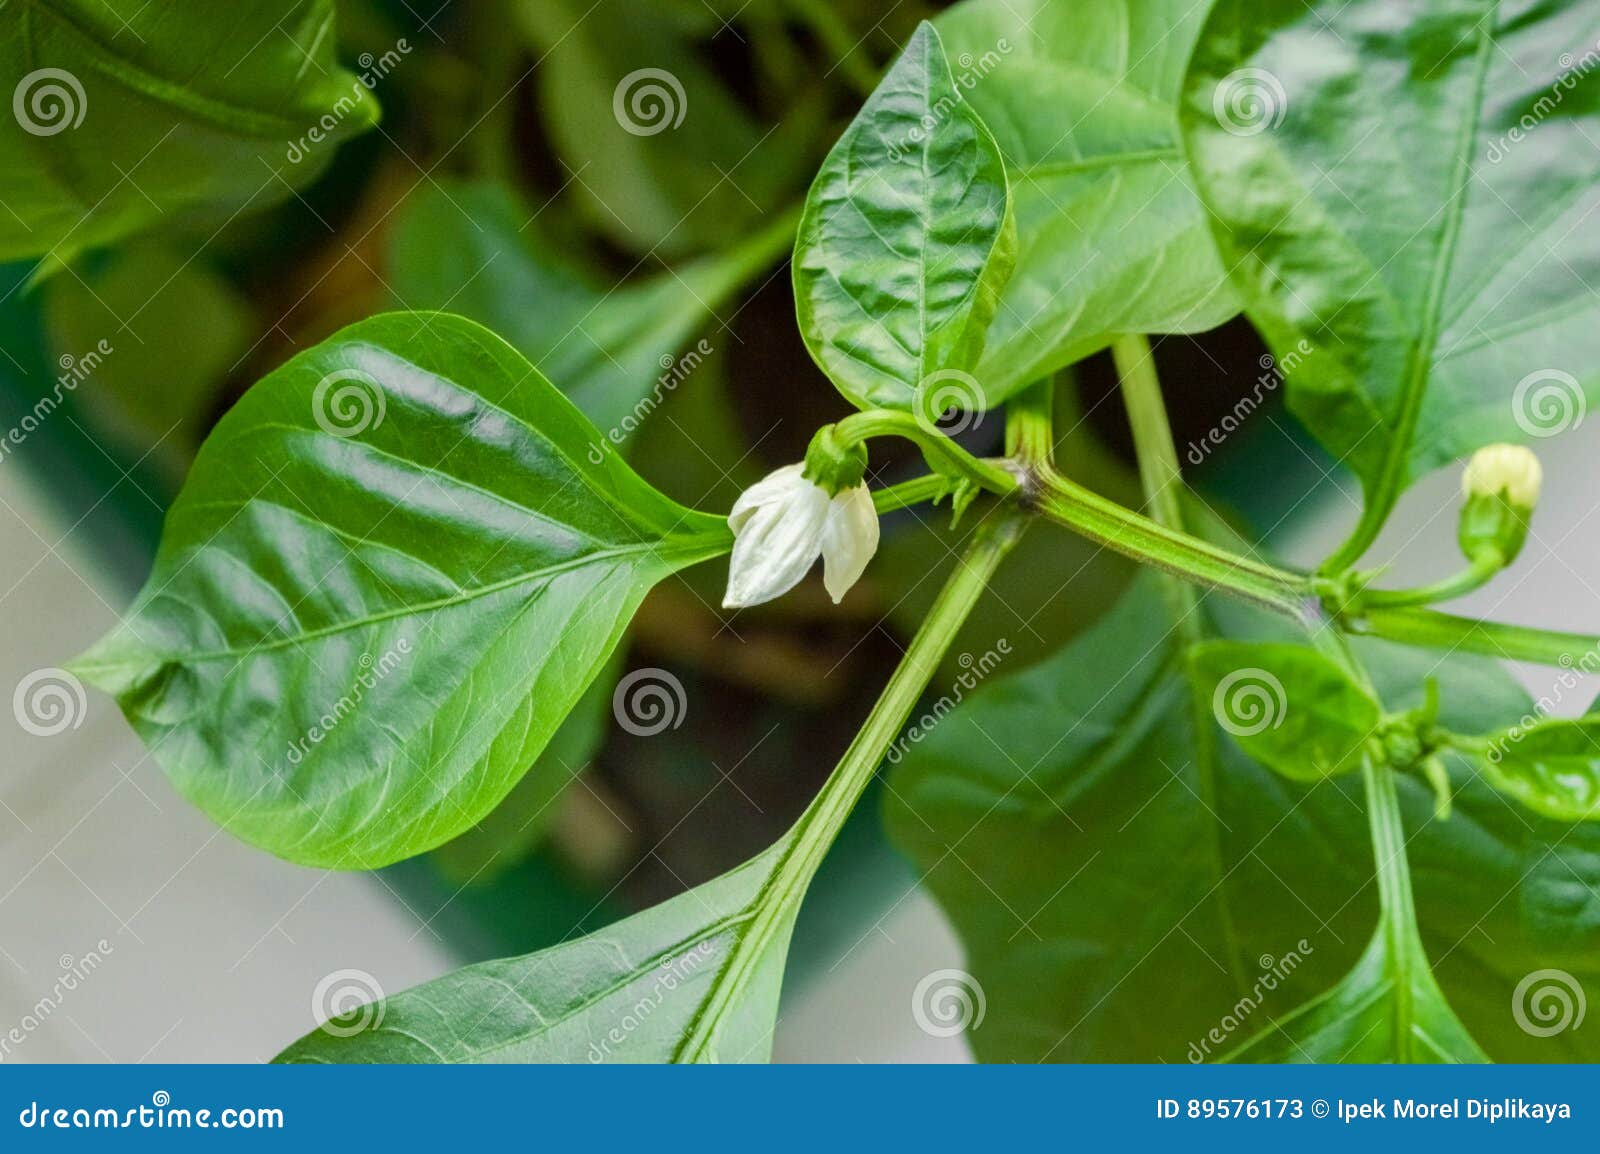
[820,484,879,603]
[723,475,829,609]
[728,463,807,534]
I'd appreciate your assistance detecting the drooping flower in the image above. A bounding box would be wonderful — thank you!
[723,464,879,609]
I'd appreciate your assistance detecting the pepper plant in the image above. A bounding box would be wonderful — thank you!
[62,0,1600,1062]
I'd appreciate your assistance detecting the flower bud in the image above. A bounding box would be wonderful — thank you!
[1458,443,1541,565]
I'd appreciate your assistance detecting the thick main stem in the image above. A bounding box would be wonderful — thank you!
[676,513,1026,1059]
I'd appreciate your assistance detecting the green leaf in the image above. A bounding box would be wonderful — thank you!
[1190,640,1380,781]
[514,0,817,259]
[1463,715,1600,822]
[793,21,1016,413]
[937,0,1239,402]
[1225,921,1485,1063]
[388,181,791,439]
[886,576,1600,1062]
[430,659,618,885]
[1,0,380,261]
[1181,0,1600,561]
[277,835,798,1063]
[72,312,729,869]
[43,241,253,463]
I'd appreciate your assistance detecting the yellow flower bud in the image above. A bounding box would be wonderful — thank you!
[1461,443,1542,510]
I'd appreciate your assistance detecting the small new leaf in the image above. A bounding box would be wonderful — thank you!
[1463,716,1600,823]
[793,22,1015,412]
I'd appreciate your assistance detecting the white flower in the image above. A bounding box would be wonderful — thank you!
[723,464,879,609]
[1462,443,1542,509]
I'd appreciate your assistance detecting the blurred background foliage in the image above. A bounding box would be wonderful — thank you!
[10,0,1288,959]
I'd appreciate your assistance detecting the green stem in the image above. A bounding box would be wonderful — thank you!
[1353,606,1599,667]
[1033,467,1316,619]
[676,513,1026,1059]
[832,409,1022,497]
[1112,336,1187,534]
[1358,548,1504,610]
[1362,757,1422,1055]
[871,473,951,514]
[1113,334,1249,995]
[1005,379,1055,466]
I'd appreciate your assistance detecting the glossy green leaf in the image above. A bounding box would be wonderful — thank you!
[388,181,791,440]
[793,21,1016,413]
[1181,0,1600,556]
[886,576,1600,1062]
[1464,715,1600,822]
[1,0,379,261]
[1225,921,1485,1063]
[937,0,1239,402]
[278,835,799,1062]
[1191,640,1379,781]
[72,312,729,870]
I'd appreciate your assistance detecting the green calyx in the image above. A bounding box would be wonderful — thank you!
[1457,491,1528,568]
[802,424,870,495]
